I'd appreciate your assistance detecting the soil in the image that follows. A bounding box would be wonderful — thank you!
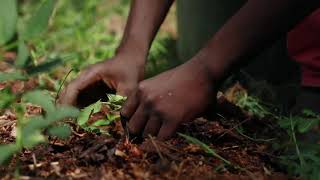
[0,55,287,179]
[0,98,287,179]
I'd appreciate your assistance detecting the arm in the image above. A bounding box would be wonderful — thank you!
[116,0,174,61]
[59,0,174,107]
[121,0,320,139]
[194,0,320,82]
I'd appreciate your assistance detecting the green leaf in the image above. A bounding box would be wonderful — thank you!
[297,118,319,133]
[106,114,120,122]
[77,100,101,126]
[22,130,46,148]
[23,116,49,135]
[26,58,62,75]
[23,90,55,113]
[15,41,30,68]
[23,0,56,40]
[0,0,17,45]
[278,116,298,130]
[92,119,111,126]
[178,133,232,165]
[0,144,18,165]
[106,94,127,111]
[22,117,49,149]
[0,71,27,82]
[303,109,319,118]
[0,88,15,109]
[107,94,127,104]
[46,105,79,123]
[48,125,71,139]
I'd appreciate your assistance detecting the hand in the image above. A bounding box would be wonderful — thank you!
[59,53,145,107]
[120,60,217,139]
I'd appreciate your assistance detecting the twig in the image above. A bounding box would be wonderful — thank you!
[55,69,73,105]
[148,135,165,161]
[235,128,276,142]
[32,153,37,168]
[290,115,305,168]
[215,118,250,142]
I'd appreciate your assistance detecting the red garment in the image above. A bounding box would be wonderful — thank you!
[287,9,320,87]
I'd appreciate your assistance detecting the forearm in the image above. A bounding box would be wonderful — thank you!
[116,0,174,62]
[193,0,319,82]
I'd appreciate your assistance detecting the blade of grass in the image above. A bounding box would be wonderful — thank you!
[178,133,232,166]
[55,69,73,104]
[290,115,306,168]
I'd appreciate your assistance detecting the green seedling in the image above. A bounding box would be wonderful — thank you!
[77,94,127,134]
[234,87,320,179]
[0,1,80,178]
[106,94,127,111]
[277,110,320,179]
[235,91,272,118]
[0,90,79,165]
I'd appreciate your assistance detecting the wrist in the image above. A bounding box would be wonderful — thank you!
[190,49,230,86]
[116,36,150,62]
[115,49,146,65]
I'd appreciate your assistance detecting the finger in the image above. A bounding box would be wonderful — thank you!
[143,114,162,138]
[120,90,140,120]
[157,121,179,140]
[70,69,100,91]
[127,104,149,135]
[104,80,113,91]
[117,83,136,97]
[58,86,78,106]
[58,69,100,105]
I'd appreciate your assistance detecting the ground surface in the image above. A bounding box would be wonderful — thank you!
[0,88,287,179]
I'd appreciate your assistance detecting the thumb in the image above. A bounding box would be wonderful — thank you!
[58,68,101,106]
[117,83,137,97]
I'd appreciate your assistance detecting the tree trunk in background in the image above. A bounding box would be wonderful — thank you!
[176,0,300,109]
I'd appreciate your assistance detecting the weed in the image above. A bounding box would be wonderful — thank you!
[232,85,320,179]
[277,110,320,180]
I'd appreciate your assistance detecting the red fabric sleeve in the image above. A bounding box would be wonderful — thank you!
[287,9,320,87]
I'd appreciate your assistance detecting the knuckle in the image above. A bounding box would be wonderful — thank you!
[144,94,155,104]
[65,81,76,91]
[151,105,163,115]
[128,123,140,135]
[138,83,146,93]
[120,107,129,117]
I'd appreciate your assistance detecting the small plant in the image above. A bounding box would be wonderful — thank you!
[226,83,320,179]
[0,1,80,176]
[277,110,320,180]
[235,91,272,118]
[77,94,127,134]
[0,90,79,165]
[106,94,127,111]
[224,83,273,118]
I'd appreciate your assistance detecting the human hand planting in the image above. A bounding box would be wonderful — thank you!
[59,53,145,108]
[121,60,216,139]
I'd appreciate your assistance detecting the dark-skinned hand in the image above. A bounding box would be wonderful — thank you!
[120,60,216,139]
[58,53,145,108]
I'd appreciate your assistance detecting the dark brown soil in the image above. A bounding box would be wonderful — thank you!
[0,55,287,179]
[0,95,287,180]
